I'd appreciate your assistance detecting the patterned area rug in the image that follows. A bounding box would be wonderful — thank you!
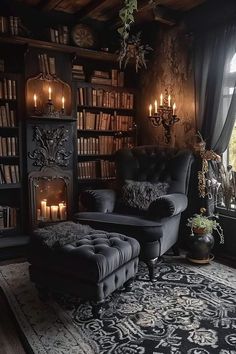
[0,260,236,354]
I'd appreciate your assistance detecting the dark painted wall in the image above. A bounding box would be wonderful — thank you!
[137,23,196,148]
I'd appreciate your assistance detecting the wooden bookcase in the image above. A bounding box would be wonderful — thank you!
[0,31,138,257]
[74,68,137,189]
[0,71,23,236]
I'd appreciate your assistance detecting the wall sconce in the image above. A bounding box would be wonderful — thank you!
[26,73,71,118]
[148,89,180,144]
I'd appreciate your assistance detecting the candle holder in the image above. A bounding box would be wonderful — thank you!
[44,98,62,118]
[26,73,72,117]
[148,90,180,144]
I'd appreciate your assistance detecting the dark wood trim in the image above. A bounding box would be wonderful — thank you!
[0,36,118,62]
[74,0,106,21]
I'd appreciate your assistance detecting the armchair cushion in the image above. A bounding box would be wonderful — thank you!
[148,193,188,219]
[121,180,169,211]
[80,189,116,213]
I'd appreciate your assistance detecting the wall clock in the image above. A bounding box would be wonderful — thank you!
[71,24,95,48]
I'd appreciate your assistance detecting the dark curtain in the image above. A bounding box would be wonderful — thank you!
[194,23,236,154]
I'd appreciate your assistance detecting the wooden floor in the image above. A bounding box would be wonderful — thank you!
[0,259,27,354]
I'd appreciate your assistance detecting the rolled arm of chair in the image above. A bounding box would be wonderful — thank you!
[148,193,188,219]
[80,189,117,213]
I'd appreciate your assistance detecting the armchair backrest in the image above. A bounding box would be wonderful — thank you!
[115,146,194,195]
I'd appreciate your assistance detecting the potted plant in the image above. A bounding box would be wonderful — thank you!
[186,207,224,263]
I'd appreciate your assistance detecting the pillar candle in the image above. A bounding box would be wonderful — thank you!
[62,96,65,109]
[168,95,171,107]
[149,104,152,117]
[48,86,52,100]
[160,93,163,106]
[51,205,58,221]
[33,94,37,108]
[154,100,157,114]
[59,203,66,220]
[173,103,176,115]
[41,199,47,219]
[46,206,51,220]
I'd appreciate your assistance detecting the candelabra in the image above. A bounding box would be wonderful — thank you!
[148,90,180,144]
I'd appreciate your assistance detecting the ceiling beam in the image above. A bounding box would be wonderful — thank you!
[37,0,64,11]
[74,0,107,21]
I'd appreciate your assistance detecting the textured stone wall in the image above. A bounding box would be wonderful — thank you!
[137,24,196,148]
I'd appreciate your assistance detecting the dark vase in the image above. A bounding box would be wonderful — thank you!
[187,230,215,264]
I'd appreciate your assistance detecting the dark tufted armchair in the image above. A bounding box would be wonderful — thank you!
[75,146,194,281]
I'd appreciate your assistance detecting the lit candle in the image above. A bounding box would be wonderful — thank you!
[46,206,51,220]
[149,104,152,117]
[33,94,37,108]
[154,100,157,114]
[168,95,171,107]
[51,205,58,221]
[48,86,52,100]
[59,203,66,220]
[173,102,176,115]
[62,96,65,110]
[41,199,47,219]
[160,93,163,106]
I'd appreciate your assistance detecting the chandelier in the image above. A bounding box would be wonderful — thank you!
[148,89,180,144]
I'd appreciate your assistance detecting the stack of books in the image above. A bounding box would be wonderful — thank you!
[78,136,134,155]
[0,16,8,34]
[0,136,18,156]
[49,26,69,45]
[77,111,134,131]
[0,164,20,184]
[78,160,116,180]
[0,205,17,229]
[72,65,85,81]
[91,70,112,85]
[9,16,20,36]
[38,53,56,76]
[0,78,17,100]
[0,103,17,127]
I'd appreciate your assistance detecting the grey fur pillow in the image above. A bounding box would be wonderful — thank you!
[121,180,169,211]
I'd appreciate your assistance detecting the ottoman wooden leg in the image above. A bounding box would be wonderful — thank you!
[124,277,134,292]
[91,300,105,319]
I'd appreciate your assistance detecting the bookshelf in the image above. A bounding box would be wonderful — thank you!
[75,67,137,186]
[0,71,22,234]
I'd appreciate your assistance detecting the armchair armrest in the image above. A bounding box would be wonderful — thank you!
[80,189,117,213]
[148,193,188,218]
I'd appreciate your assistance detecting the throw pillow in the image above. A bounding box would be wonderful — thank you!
[121,180,169,211]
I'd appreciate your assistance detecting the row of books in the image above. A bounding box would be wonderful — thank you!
[78,160,116,180]
[0,78,17,100]
[0,137,18,156]
[77,111,134,131]
[38,53,56,76]
[78,136,134,155]
[0,206,17,229]
[77,87,134,109]
[0,16,20,36]
[72,64,85,81]
[91,70,124,87]
[0,103,17,127]
[48,26,69,45]
[0,164,20,184]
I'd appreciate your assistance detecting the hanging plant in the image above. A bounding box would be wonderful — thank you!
[117,0,137,45]
[118,32,153,72]
[117,0,152,72]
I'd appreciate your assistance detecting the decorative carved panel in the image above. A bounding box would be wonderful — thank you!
[28,126,72,167]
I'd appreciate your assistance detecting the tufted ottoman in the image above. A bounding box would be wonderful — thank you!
[28,222,140,317]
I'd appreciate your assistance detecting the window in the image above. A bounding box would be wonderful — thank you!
[225,54,236,170]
